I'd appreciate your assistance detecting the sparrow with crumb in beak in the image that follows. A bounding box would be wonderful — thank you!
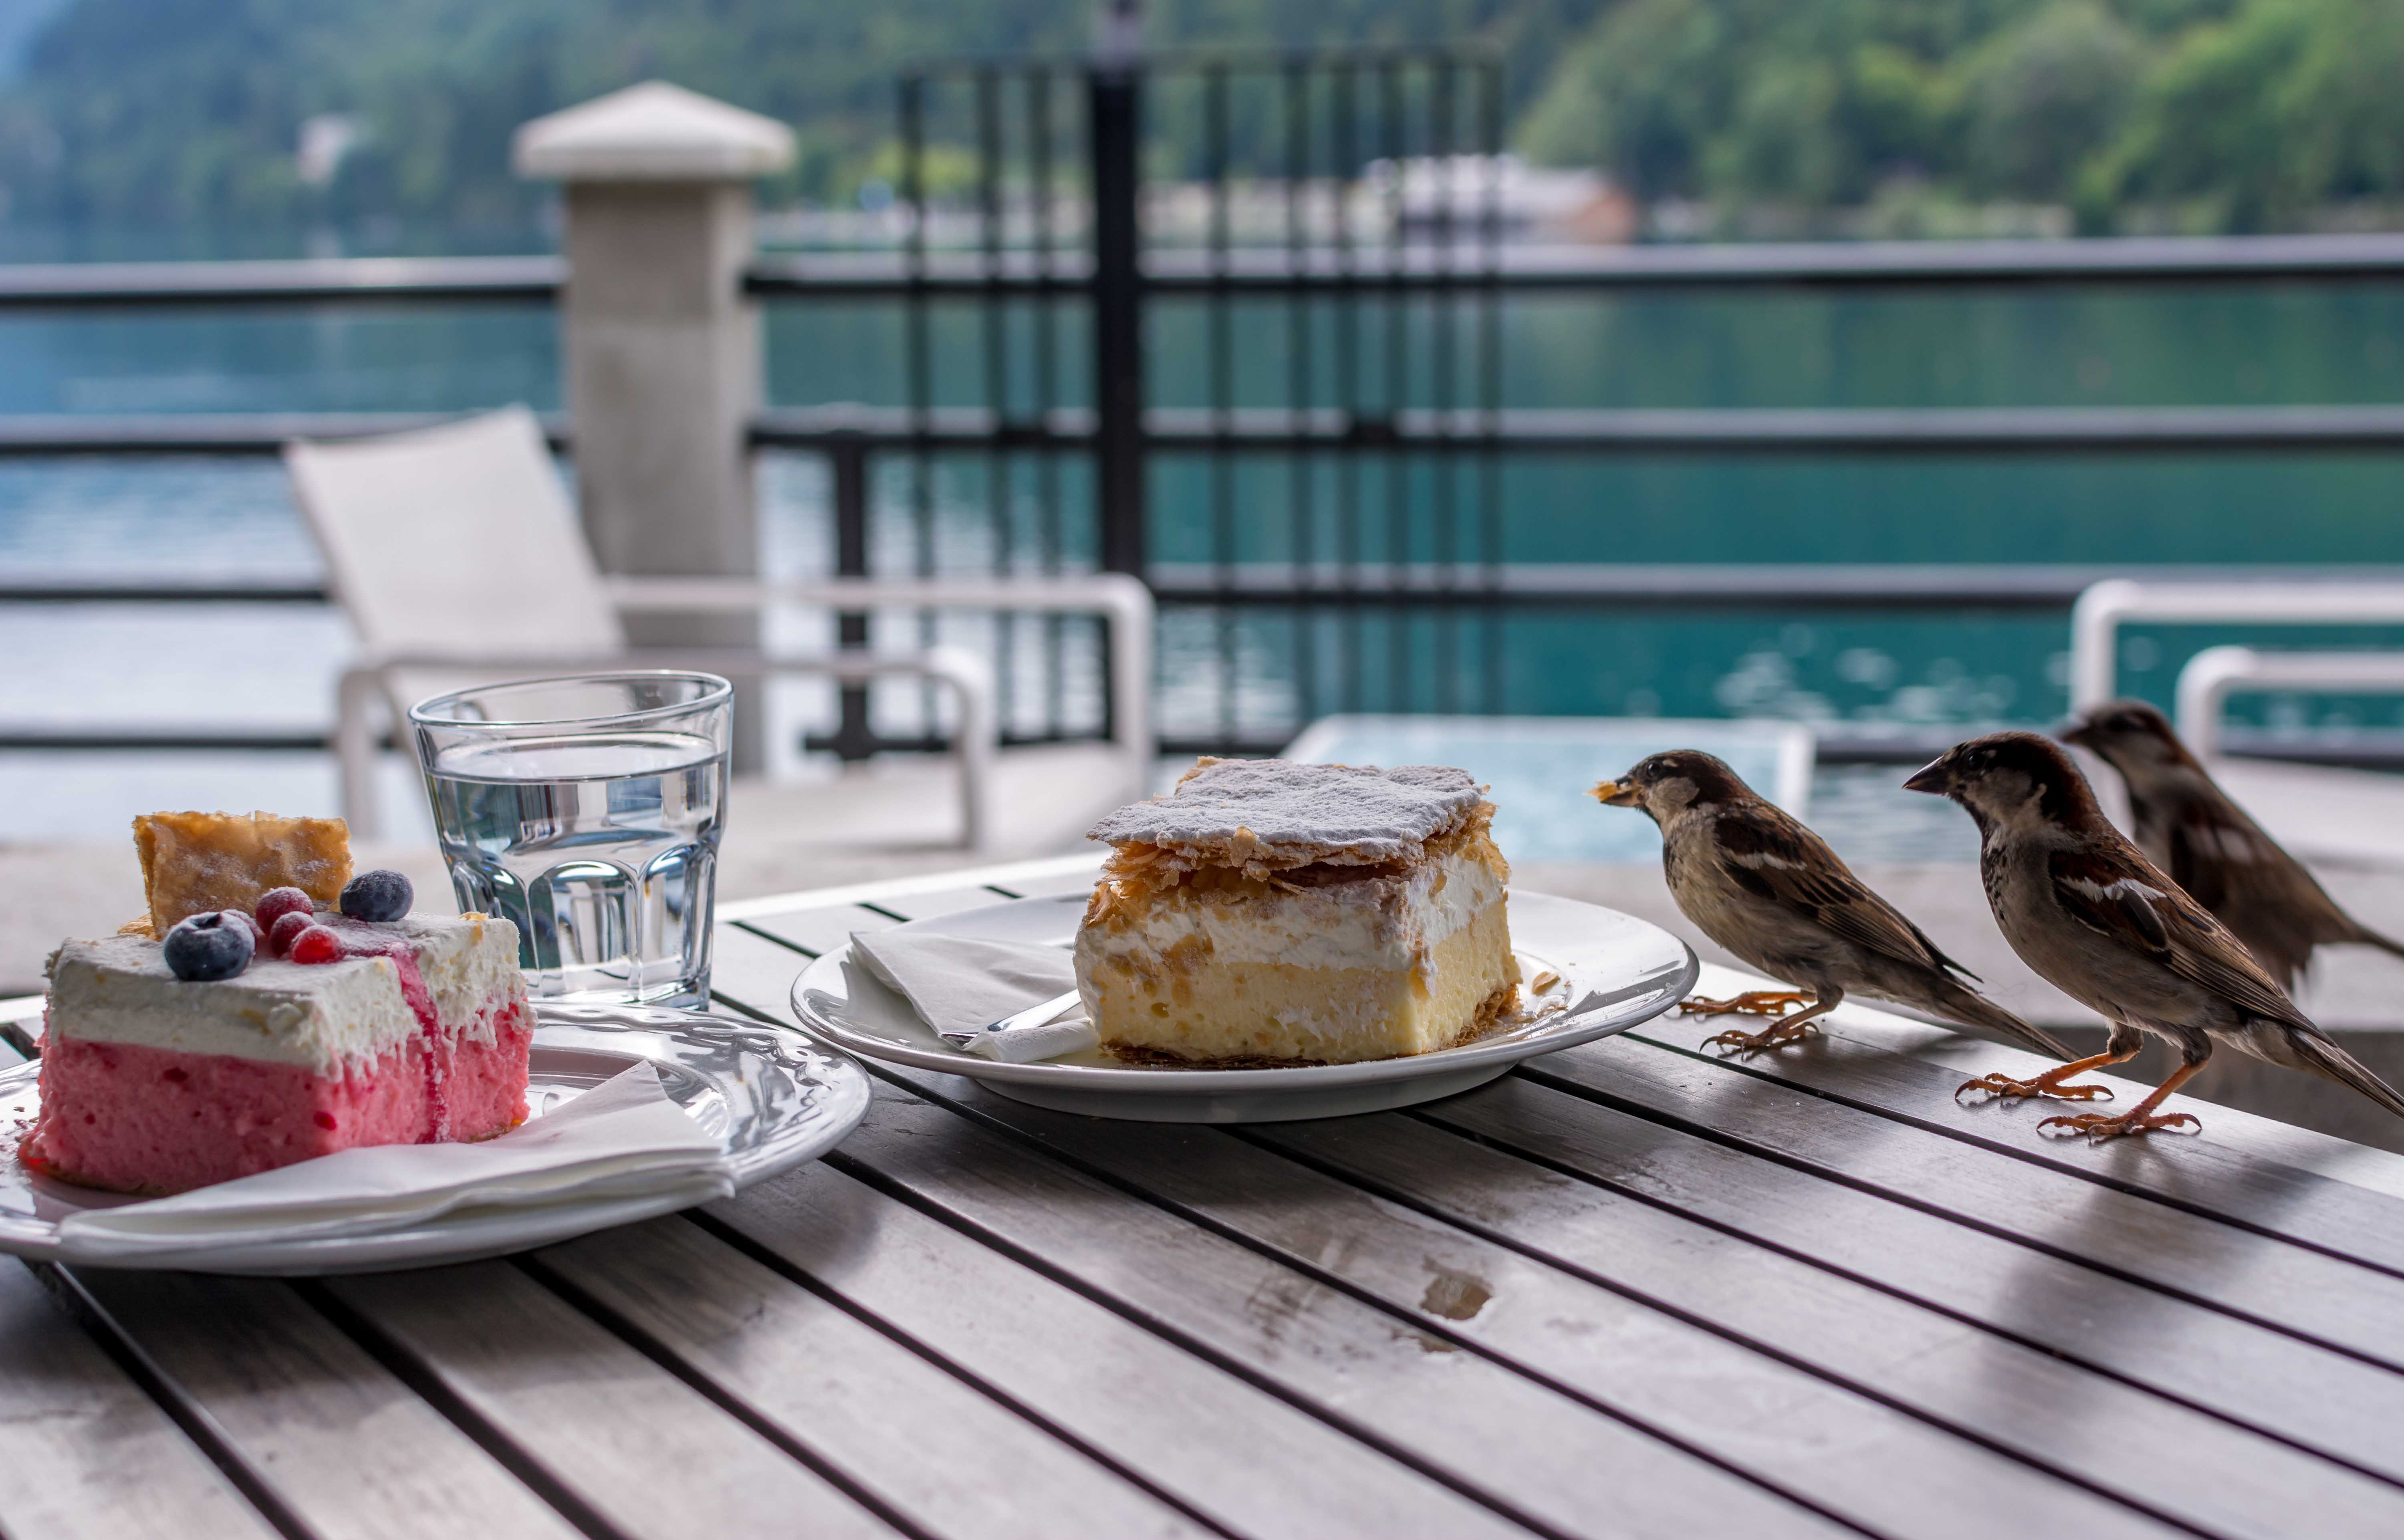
[2062,699,2404,989]
[1906,732,2404,1140]
[1594,751,2075,1061]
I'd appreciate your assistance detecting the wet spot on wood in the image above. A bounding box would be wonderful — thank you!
[1419,1264,1492,1321]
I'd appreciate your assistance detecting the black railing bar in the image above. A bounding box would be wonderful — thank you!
[744,233,2404,296]
[0,255,562,308]
[36,561,2396,613]
[1158,730,2404,773]
[0,402,2395,460]
[748,403,2404,452]
[899,43,1499,80]
[0,411,569,456]
[1147,561,2404,609]
[0,579,329,603]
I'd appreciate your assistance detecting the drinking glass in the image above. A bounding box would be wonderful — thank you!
[409,671,732,1008]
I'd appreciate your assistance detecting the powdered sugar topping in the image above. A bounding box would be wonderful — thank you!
[1088,758,1485,866]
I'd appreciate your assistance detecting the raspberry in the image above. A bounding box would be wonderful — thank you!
[255,887,315,933]
[286,925,344,965]
[268,909,317,957]
[225,909,264,945]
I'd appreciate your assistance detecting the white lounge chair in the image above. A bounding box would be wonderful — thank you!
[284,405,1152,849]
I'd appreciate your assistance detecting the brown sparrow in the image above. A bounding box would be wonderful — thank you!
[1594,751,2075,1061]
[1905,732,2404,1139]
[2062,699,2404,988]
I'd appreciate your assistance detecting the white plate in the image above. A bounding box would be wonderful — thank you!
[791,890,1696,1122]
[0,1003,870,1275]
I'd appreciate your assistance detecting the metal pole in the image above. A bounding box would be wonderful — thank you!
[1089,15,1146,578]
[829,433,875,761]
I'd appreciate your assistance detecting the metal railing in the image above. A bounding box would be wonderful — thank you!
[6,48,2404,766]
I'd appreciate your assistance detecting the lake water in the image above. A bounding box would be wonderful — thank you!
[6,277,2404,853]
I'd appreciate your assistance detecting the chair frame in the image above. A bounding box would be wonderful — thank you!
[337,574,1153,851]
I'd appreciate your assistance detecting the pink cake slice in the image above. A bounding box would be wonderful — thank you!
[23,911,530,1195]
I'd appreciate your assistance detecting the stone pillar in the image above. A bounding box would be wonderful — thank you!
[514,82,793,770]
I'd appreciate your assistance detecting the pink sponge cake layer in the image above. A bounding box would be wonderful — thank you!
[22,912,530,1195]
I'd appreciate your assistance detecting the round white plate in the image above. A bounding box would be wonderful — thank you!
[791,890,1696,1122]
[0,1003,870,1275]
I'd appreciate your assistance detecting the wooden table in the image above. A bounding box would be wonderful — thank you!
[9,853,2404,1540]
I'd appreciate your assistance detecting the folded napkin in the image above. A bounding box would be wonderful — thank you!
[850,928,1100,1063]
[59,1060,732,1260]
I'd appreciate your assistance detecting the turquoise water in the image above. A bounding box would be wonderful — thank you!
[5,279,2404,846]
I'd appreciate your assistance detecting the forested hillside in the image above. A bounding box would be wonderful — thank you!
[0,0,2396,242]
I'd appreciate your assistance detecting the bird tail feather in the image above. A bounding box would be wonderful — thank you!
[2346,922,2404,967]
[1931,982,2077,1063]
[2289,1028,2404,1121]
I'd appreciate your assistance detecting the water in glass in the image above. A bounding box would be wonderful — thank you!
[425,730,725,1006]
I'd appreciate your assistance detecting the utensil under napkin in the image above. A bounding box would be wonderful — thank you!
[849,928,1101,1062]
[57,1060,732,1260]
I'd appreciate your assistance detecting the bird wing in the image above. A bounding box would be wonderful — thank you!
[2046,844,2311,1031]
[1711,805,1972,980]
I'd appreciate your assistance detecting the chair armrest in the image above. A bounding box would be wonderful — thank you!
[604,574,1154,799]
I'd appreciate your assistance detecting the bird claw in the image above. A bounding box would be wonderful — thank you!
[1954,1072,2116,1105]
[2037,1109,2202,1142]
[1704,1018,1822,1056]
[1680,990,1811,1019]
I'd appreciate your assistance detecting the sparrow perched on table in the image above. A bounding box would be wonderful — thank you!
[2062,698,2404,989]
[1593,751,2076,1062]
[1905,732,2404,1140]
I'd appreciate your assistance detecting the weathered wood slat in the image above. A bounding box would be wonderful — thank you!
[530,1215,1219,1540]
[1424,1072,2404,1486]
[895,1078,2295,1540]
[815,1081,1868,1540]
[706,1147,1543,1540]
[1526,1037,2404,1371]
[0,1262,277,1540]
[1241,1104,2404,1540]
[736,902,901,959]
[58,1269,582,1540]
[323,1260,904,1540]
[1629,994,2404,1273]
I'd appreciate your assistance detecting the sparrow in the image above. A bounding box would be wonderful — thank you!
[1905,731,2404,1140]
[2062,698,2404,989]
[1593,750,2076,1062]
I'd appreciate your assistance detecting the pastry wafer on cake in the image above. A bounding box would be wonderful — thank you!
[20,812,531,1195]
[1074,759,1517,1065]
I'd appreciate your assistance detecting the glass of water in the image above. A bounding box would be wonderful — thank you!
[409,671,731,1008]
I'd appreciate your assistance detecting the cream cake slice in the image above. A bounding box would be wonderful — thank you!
[1074,758,1517,1065]
[20,810,530,1195]
[28,913,532,1194]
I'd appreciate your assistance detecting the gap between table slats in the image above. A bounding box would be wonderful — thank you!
[47,1267,585,1540]
[515,1218,1224,1540]
[1626,1000,2404,1278]
[1520,1040,2404,1375]
[0,1261,278,1540]
[308,1260,912,1540]
[1414,1072,2404,1490]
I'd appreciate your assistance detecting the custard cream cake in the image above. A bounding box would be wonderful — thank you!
[1075,759,1516,1064]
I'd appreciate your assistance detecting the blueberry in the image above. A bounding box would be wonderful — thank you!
[339,869,413,923]
[163,911,255,982]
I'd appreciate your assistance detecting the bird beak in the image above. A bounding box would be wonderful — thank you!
[1901,758,1950,796]
[2057,716,2094,749]
[1591,779,1640,808]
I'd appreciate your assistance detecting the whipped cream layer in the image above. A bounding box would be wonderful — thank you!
[45,912,523,1075]
[1079,845,1503,975]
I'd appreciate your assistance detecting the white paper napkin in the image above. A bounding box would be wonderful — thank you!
[59,1060,732,1260]
[849,928,1100,1063]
